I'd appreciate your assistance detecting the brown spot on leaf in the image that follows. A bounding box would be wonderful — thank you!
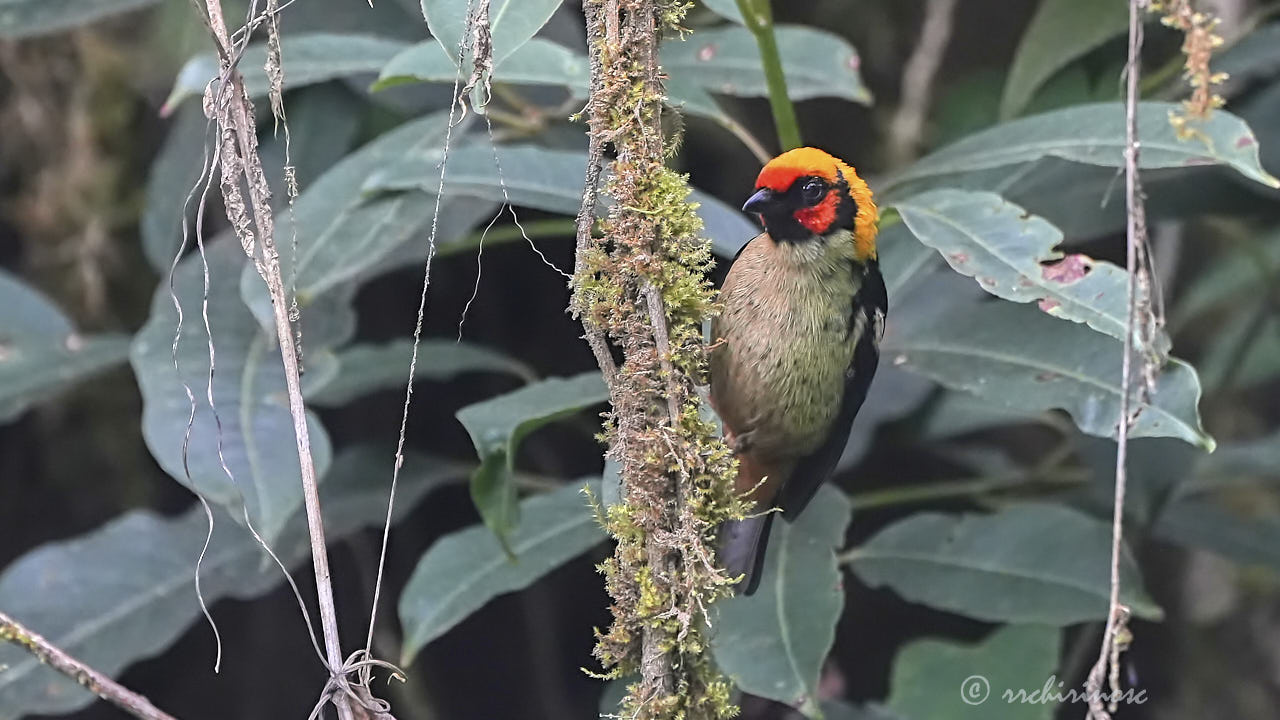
[1042,254,1091,284]
[1236,136,1256,148]
[949,252,970,265]
[1182,156,1216,167]
[1017,277,1034,288]
[1036,371,1059,382]
[1039,298,1061,312]
[697,44,717,62]
[847,54,861,71]
[0,343,10,362]
[978,276,996,286]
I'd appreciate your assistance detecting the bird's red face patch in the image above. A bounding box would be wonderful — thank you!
[794,189,840,234]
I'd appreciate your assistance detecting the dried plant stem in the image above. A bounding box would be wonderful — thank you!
[193,1,354,718]
[0,610,178,720]
[1085,2,1145,717]
[887,0,958,166]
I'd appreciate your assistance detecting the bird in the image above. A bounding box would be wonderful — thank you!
[709,147,886,595]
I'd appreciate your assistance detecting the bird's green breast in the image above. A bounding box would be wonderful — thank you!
[711,231,866,462]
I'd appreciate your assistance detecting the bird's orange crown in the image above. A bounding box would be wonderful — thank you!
[755,147,879,261]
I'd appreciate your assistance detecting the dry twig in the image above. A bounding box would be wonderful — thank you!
[0,610,178,720]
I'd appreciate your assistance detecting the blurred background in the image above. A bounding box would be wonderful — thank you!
[3,0,1280,718]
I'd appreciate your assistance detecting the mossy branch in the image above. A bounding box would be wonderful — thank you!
[734,0,802,150]
[570,1,746,718]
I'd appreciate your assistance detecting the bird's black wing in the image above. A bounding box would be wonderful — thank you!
[779,261,886,519]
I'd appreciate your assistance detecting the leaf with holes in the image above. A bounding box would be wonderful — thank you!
[895,189,1153,345]
[711,485,851,717]
[456,373,607,550]
[0,270,129,423]
[846,503,1161,624]
[0,447,458,719]
[883,294,1213,449]
[881,102,1279,201]
[399,480,603,662]
[662,25,870,104]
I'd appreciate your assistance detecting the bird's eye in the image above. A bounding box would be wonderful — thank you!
[801,178,825,204]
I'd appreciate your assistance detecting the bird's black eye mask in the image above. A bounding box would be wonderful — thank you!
[743,170,858,243]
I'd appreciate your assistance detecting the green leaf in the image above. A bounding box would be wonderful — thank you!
[919,391,1046,441]
[165,33,409,111]
[895,189,1149,344]
[711,485,852,717]
[662,25,871,104]
[308,339,534,406]
[399,480,604,663]
[0,447,458,719]
[999,0,1127,119]
[422,0,563,67]
[142,105,208,272]
[236,112,495,311]
[700,0,743,23]
[456,373,607,548]
[888,625,1062,720]
[1170,228,1280,330]
[883,294,1213,449]
[1154,493,1280,574]
[131,239,333,544]
[363,143,759,258]
[0,270,130,423]
[0,0,159,38]
[882,102,1280,201]
[374,36,587,92]
[846,503,1162,625]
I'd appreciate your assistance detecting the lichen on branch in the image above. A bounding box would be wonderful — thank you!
[570,1,746,718]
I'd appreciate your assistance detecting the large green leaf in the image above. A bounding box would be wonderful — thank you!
[1154,493,1280,574]
[364,143,759,258]
[0,0,159,38]
[399,480,603,663]
[883,293,1213,448]
[711,485,852,717]
[236,112,495,311]
[0,270,130,423]
[887,625,1062,720]
[422,0,563,67]
[308,339,534,406]
[456,373,607,549]
[131,239,333,543]
[165,33,409,110]
[0,447,458,719]
[895,189,1145,343]
[662,25,871,104]
[846,503,1161,625]
[142,105,208,272]
[999,0,1127,118]
[882,102,1280,201]
[374,36,587,92]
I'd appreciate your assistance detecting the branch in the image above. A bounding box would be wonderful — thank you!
[886,0,958,166]
[193,2,355,717]
[734,0,801,150]
[0,610,178,720]
[1085,2,1145,717]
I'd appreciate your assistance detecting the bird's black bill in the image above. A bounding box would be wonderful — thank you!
[742,187,778,215]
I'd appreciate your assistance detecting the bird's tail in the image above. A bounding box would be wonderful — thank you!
[718,511,775,595]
